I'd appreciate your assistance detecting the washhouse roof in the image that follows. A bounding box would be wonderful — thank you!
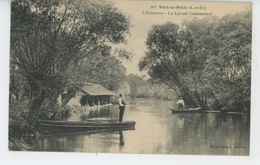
[81,84,117,96]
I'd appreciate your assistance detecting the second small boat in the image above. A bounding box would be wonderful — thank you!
[168,107,203,113]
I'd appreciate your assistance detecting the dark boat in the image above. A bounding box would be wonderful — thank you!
[168,107,205,113]
[168,108,245,114]
[37,120,136,133]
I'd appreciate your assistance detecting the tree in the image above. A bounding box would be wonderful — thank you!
[139,22,204,107]
[60,52,128,106]
[177,17,221,109]
[10,0,130,126]
[127,74,146,98]
[140,10,251,111]
[204,11,252,111]
[73,47,130,91]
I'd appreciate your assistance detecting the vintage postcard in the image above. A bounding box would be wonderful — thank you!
[7,0,252,157]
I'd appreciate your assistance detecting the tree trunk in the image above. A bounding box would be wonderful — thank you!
[26,91,46,127]
[180,87,198,108]
[61,92,76,106]
[194,93,206,110]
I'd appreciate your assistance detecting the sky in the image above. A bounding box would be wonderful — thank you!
[112,0,251,76]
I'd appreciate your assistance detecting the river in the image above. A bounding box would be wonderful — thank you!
[30,99,250,155]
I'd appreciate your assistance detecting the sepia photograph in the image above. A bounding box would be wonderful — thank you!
[1,0,258,162]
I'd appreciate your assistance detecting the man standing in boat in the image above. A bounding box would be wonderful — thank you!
[118,93,126,122]
[176,97,185,110]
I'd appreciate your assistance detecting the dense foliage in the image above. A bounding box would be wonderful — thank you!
[140,11,251,111]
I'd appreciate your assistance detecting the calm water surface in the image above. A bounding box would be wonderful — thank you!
[31,99,250,155]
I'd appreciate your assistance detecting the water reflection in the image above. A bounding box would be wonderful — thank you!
[119,131,125,146]
[32,99,250,155]
[166,113,249,155]
[68,105,118,122]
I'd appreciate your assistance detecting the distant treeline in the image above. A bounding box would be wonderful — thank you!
[127,74,176,100]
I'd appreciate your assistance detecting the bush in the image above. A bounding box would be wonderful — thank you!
[9,100,31,151]
[39,104,72,120]
[9,138,32,151]
[9,100,29,139]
